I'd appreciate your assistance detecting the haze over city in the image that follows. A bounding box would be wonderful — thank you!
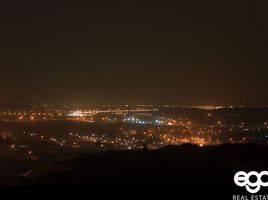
[0,0,267,106]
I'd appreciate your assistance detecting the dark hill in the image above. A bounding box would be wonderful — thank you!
[14,143,268,195]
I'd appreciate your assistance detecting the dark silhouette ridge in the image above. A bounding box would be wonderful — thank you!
[7,143,266,194]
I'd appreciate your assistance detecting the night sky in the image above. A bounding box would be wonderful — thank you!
[0,0,267,105]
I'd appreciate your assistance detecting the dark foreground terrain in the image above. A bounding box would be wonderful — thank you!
[0,143,263,194]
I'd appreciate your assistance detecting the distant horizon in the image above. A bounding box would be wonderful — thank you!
[0,104,268,108]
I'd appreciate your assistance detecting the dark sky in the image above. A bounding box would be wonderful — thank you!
[0,0,267,105]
